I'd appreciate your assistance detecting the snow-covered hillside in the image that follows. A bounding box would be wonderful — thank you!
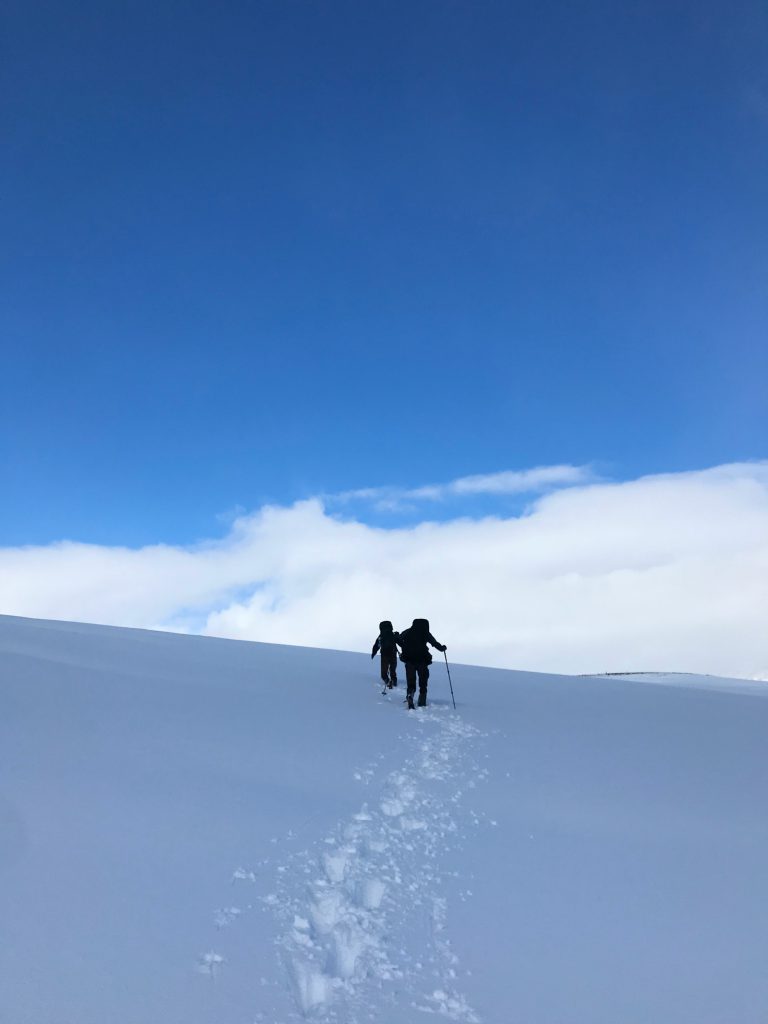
[1,615,766,1023]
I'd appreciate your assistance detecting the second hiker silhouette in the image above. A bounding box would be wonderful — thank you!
[371,620,400,688]
[398,618,446,709]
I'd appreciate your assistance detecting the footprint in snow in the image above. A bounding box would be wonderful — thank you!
[214,906,241,928]
[196,950,225,976]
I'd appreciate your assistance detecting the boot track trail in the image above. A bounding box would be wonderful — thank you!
[204,693,489,1022]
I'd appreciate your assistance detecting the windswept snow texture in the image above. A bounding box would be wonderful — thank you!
[1,615,767,1023]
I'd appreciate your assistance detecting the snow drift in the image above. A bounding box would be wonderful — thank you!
[1,614,766,1023]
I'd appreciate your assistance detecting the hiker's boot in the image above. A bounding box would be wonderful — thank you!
[406,691,415,710]
[417,687,427,707]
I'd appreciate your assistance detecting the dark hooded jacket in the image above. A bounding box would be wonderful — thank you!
[398,619,446,664]
[372,620,400,657]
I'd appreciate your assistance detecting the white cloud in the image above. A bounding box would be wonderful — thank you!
[1,462,767,680]
[333,463,594,508]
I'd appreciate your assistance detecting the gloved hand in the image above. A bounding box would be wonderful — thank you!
[440,644,447,652]
[371,652,375,659]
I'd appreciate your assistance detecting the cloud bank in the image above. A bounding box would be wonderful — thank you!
[1,462,767,679]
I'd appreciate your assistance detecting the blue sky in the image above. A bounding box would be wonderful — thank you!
[2,0,766,547]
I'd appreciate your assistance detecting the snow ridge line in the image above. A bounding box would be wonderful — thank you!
[269,706,487,1021]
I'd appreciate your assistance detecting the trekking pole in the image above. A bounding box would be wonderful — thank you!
[443,651,456,710]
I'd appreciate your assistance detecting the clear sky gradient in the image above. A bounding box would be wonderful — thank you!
[2,0,767,547]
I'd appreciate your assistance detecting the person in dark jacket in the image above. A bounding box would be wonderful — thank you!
[371,620,400,688]
[398,618,446,709]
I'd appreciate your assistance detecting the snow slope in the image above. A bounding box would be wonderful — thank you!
[1,614,766,1023]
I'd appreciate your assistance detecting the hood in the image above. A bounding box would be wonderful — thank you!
[379,620,394,634]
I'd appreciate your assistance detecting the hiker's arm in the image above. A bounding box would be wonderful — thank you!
[428,633,447,652]
[371,637,380,658]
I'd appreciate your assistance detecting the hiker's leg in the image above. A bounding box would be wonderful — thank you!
[417,663,430,706]
[405,662,417,698]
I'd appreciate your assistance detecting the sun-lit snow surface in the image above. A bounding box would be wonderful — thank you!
[1,615,767,1023]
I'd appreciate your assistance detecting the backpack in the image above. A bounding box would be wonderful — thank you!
[398,620,432,663]
[378,620,398,655]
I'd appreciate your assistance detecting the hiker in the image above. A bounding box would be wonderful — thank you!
[371,620,400,688]
[398,618,446,709]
